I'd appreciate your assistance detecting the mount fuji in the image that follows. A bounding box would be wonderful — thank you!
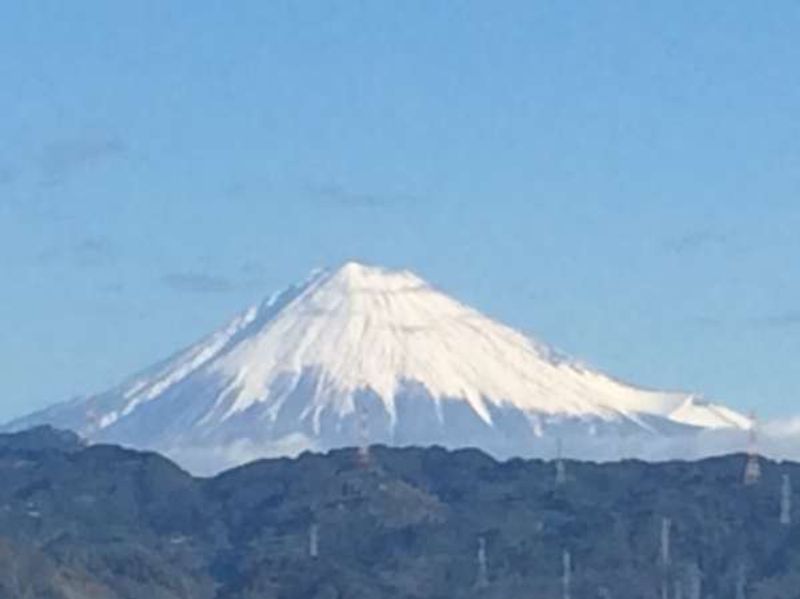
[9,262,751,473]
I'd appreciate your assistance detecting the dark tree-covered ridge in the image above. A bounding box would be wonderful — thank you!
[0,426,797,599]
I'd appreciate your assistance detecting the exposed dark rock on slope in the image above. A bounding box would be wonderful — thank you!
[0,426,798,598]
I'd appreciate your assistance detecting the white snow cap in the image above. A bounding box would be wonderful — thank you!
[10,260,751,474]
[175,261,742,429]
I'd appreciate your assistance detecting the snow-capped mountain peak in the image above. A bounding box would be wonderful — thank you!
[8,261,750,473]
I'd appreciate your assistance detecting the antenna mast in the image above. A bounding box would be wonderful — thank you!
[743,412,761,486]
[85,408,100,432]
[555,437,566,487]
[660,517,672,599]
[562,549,572,599]
[687,561,702,599]
[476,537,488,588]
[309,522,319,558]
[735,562,747,599]
[356,401,371,468]
[781,474,792,526]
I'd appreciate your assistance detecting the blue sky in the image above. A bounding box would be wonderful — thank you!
[1,1,799,421]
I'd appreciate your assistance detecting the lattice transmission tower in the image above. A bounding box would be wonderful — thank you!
[743,411,761,486]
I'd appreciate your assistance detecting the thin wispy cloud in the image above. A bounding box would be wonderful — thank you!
[688,311,800,331]
[307,182,418,208]
[39,137,127,185]
[752,311,800,329]
[240,260,263,274]
[72,236,119,267]
[35,235,119,268]
[686,315,726,329]
[161,272,235,294]
[99,281,125,294]
[663,229,729,254]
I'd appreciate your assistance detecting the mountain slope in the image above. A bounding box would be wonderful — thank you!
[9,262,749,472]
